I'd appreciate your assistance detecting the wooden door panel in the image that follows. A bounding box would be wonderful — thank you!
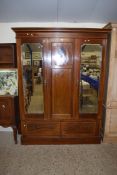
[52,42,73,67]
[52,68,72,118]
[50,40,74,119]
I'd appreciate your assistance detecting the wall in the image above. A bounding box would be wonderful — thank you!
[0,22,106,43]
[0,22,105,131]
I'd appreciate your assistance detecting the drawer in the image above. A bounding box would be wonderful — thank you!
[61,122,97,137]
[0,44,15,64]
[22,121,60,136]
[0,97,14,120]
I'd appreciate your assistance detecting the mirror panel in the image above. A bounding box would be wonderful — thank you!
[21,43,44,114]
[79,44,102,113]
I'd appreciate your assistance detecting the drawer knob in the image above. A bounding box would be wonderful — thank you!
[2,105,6,109]
[24,124,27,128]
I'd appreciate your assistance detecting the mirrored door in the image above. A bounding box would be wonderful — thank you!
[21,43,44,114]
[79,43,103,114]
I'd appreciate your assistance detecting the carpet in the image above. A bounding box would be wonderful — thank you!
[0,132,117,175]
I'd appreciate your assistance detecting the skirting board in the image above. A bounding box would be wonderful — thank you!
[103,137,117,143]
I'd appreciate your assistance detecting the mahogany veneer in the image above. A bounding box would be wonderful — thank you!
[13,28,110,144]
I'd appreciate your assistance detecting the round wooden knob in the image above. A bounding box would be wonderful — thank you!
[24,124,27,127]
[2,104,5,109]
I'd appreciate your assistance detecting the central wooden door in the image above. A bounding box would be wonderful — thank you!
[47,39,76,119]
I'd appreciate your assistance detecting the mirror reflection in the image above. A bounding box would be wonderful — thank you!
[79,44,102,113]
[21,43,44,114]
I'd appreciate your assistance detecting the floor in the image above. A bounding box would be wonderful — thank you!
[28,82,44,113]
[0,132,117,175]
[80,84,98,113]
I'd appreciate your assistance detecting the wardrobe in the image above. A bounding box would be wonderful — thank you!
[13,28,110,144]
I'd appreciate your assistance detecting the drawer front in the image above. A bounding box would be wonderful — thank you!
[0,98,14,120]
[61,122,97,137]
[22,121,60,136]
[0,45,15,64]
